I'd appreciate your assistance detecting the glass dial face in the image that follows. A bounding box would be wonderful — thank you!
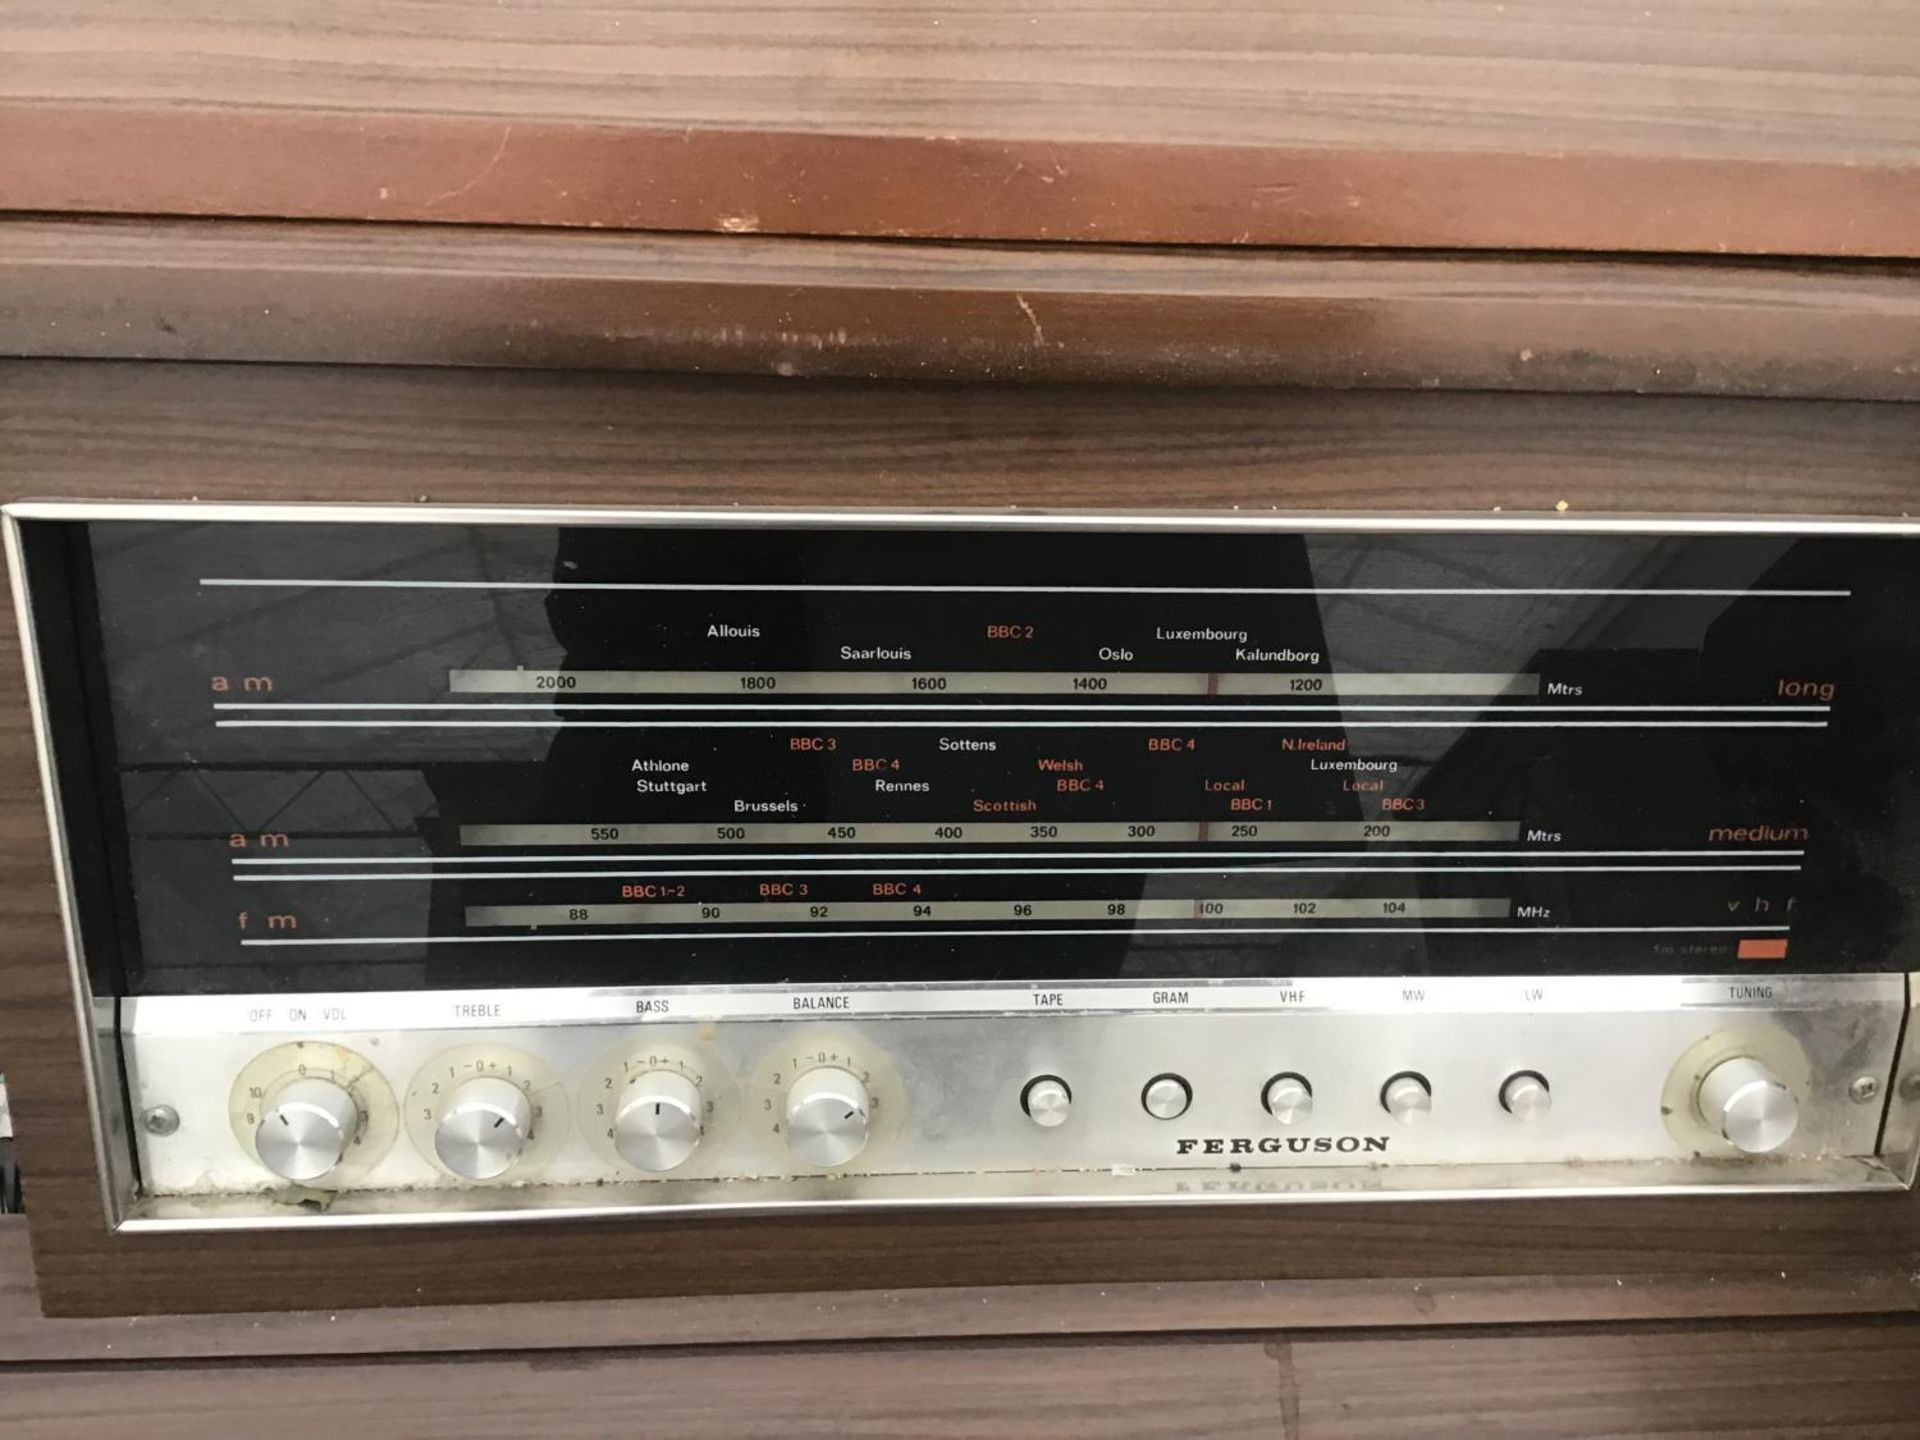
[21,517,1918,994]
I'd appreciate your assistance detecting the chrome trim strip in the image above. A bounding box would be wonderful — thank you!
[2,513,133,1226]
[125,974,1907,1036]
[118,1156,1908,1233]
[7,499,1920,536]
[1878,976,1920,1186]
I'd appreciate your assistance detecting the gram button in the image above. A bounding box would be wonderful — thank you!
[1141,1073,1193,1121]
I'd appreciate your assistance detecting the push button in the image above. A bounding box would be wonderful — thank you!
[1141,1073,1192,1120]
[1021,1075,1073,1128]
[1261,1073,1314,1125]
[1499,1071,1551,1121]
[1381,1072,1433,1124]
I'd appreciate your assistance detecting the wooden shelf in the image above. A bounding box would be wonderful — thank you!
[3,219,1917,398]
[1,1221,1918,1435]
[3,1,1917,253]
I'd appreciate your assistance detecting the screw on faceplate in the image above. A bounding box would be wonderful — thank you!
[1848,1076,1881,1105]
[142,1105,181,1137]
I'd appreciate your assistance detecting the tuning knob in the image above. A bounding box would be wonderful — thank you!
[1381,1072,1433,1125]
[434,1075,534,1180]
[785,1066,871,1168]
[1697,1056,1799,1154]
[255,1076,361,1182]
[614,1070,704,1173]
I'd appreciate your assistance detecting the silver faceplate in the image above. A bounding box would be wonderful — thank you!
[119,973,1911,1230]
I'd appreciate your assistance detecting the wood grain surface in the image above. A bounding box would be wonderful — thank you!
[4,220,1919,399]
[2,2,1918,252]
[5,1326,1920,1439]
[0,1221,1916,1437]
[0,1221,1912,1362]
[1,360,1917,1316]
[11,1324,1919,1440]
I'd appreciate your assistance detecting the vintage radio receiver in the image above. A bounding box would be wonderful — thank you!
[10,503,1920,1232]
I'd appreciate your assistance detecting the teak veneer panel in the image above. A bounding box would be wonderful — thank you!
[3,220,1919,400]
[3,1,1918,252]
[1,1222,1919,1437]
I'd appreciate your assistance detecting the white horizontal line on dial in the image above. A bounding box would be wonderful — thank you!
[229,848,1806,866]
[238,923,1795,948]
[200,578,1851,597]
[236,862,1803,882]
[210,702,1832,713]
[214,718,1830,729]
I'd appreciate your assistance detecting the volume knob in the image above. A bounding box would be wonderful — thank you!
[1698,1056,1799,1155]
[256,1077,360,1182]
[434,1075,533,1180]
[784,1066,871,1168]
[614,1071,704,1173]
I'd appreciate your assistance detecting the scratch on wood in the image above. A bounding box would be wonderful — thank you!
[427,124,514,208]
[1015,293,1045,346]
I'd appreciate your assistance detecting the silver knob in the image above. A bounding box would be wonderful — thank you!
[1141,1073,1192,1120]
[1381,1072,1432,1125]
[1262,1073,1314,1126]
[785,1066,872,1168]
[434,1075,534,1180]
[1698,1056,1799,1155]
[1021,1075,1073,1128]
[1500,1071,1552,1122]
[255,1076,360,1182]
[613,1070,704,1173]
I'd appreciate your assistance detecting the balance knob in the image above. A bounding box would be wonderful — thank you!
[434,1075,533,1180]
[614,1071,704,1173]
[1698,1056,1800,1155]
[785,1066,871,1168]
[256,1076,360,1182]
[1381,1072,1433,1125]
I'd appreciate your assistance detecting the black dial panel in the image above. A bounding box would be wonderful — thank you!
[21,516,1920,994]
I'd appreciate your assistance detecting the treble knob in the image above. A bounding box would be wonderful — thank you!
[434,1075,534,1180]
[784,1066,871,1168]
[256,1076,361,1182]
[613,1070,705,1173]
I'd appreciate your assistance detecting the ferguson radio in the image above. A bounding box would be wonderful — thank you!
[10,504,1920,1233]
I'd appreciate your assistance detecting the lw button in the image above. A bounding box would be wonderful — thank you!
[1499,1071,1552,1122]
[1141,1073,1192,1121]
[1021,1075,1073,1128]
